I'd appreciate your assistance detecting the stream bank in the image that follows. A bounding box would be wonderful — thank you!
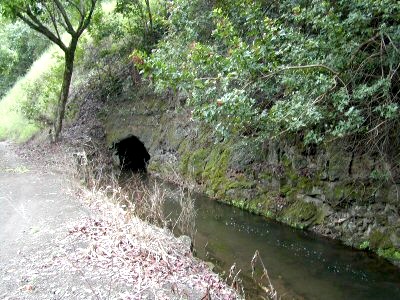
[160,179,400,299]
[101,81,400,265]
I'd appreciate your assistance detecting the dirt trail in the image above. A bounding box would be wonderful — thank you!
[0,141,239,299]
[0,141,91,299]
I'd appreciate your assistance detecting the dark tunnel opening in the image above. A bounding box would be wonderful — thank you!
[113,135,150,172]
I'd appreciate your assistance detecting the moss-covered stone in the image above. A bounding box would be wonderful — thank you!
[203,146,231,196]
[281,200,318,229]
[186,148,209,182]
[246,195,274,216]
[369,229,393,250]
[280,184,294,197]
[377,248,400,262]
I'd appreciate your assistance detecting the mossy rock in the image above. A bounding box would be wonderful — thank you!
[179,150,191,175]
[186,148,209,182]
[203,146,231,195]
[280,184,294,197]
[369,229,393,250]
[281,200,318,229]
[228,138,264,172]
[247,195,273,216]
[377,248,400,262]
[178,139,190,155]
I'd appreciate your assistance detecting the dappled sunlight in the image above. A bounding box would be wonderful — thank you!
[0,45,62,141]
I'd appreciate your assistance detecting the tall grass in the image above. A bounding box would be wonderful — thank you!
[0,46,62,142]
[72,141,197,238]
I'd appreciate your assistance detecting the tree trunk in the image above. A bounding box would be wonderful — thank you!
[145,0,153,33]
[53,39,77,141]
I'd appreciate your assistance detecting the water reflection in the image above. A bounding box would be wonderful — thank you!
[155,180,400,299]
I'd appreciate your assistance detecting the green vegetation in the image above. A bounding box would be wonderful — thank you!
[377,248,400,261]
[359,241,370,250]
[0,0,399,266]
[1,0,98,141]
[0,18,49,98]
[88,0,167,55]
[367,229,400,262]
[6,0,397,151]
[0,46,62,141]
[142,0,399,155]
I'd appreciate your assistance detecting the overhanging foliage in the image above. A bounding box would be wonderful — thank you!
[143,0,399,155]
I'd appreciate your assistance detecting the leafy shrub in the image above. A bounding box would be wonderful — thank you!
[89,0,168,54]
[20,54,63,127]
[146,0,399,155]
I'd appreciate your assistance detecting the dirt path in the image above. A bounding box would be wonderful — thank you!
[0,141,92,299]
[0,141,239,299]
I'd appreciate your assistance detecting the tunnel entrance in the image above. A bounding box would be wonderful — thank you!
[113,135,150,172]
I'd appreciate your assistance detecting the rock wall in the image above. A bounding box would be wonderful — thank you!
[174,132,399,261]
[102,83,400,264]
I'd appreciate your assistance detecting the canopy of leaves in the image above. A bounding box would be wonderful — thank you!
[1,0,98,52]
[0,17,49,98]
[88,0,167,55]
[145,0,399,154]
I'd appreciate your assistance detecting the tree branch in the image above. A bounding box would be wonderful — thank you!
[77,0,97,36]
[66,0,84,19]
[53,0,75,34]
[43,1,62,43]
[262,64,350,100]
[17,10,67,52]
[276,64,339,75]
[350,33,380,62]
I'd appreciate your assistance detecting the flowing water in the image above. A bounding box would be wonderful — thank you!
[158,181,400,300]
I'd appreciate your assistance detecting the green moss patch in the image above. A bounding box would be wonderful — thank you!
[186,148,209,182]
[281,200,318,229]
[203,147,231,196]
[377,248,400,262]
[369,230,393,250]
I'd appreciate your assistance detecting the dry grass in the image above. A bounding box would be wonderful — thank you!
[149,155,198,192]
[72,141,197,236]
[70,179,239,299]
[70,141,282,300]
[171,187,196,239]
[64,144,242,298]
[251,251,278,300]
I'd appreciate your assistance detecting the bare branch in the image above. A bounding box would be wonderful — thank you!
[276,64,339,75]
[350,33,380,62]
[80,0,87,19]
[385,33,399,53]
[390,62,400,81]
[260,63,351,105]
